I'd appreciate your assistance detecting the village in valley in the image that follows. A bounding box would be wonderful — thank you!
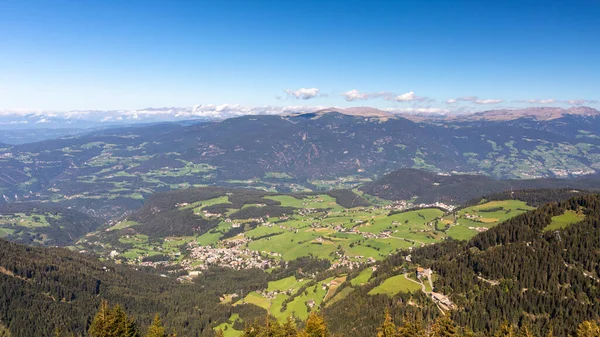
[85,192,531,279]
[73,189,531,336]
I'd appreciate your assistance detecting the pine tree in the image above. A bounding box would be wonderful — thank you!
[146,314,167,337]
[110,304,140,337]
[377,311,398,337]
[517,325,534,337]
[88,300,140,337]
[282,317,299,337]
[494,322,515,337]
[430,315,457,337]
[303,312,330,337]
[397,315,424,337]
[576,321,600,337]
[461,327,475,337]
[88,300,111,337]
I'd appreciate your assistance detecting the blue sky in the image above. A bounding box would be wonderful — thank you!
[1,0,599,112]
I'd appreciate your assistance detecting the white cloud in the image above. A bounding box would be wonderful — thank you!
[0,105,326,123]
[514,99,556,104]
[342,89,369,101]
[341,89,429,102]
[384,107,450,114]
[284,88,321,100]
[341,89,396,101]
[513,98,598,106]
[395,91,417,102]
[447,96,502,104]
[567,99,598,106]
[474,99,503,104]
[458,96,478,102]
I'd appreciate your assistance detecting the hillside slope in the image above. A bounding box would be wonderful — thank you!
[0,111,599,218]
[360,168,600,204]
[0,238,272,336]
[0,203,101,246]
[324,194,600,337]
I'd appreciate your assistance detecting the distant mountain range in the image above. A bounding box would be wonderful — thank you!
[2,106,598,144]
[0,107,599,218]
[1,105,598,130]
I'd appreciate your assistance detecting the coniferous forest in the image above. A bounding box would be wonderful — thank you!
[1,193,600,336]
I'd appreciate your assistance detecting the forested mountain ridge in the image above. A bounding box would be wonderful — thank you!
[1,111,600,218]
[360,168,600,204]
[322,194,600,337]
[0,203,101,246]
[0,237,285,336]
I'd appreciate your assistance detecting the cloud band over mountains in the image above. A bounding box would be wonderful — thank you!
[341,89,431,102]
[446,96,503,105]
[513,98,598,105]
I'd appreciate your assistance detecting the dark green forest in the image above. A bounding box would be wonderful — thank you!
[323,194,600,337]
[1,192,600,336]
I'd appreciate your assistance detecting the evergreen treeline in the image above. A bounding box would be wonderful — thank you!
[464,188,595,208]
[0,237,335,336]
[2,192,600,337]
[325,189,370,208]
[84,302,600,337]
[0,238,271,336]
[325,194,600,337]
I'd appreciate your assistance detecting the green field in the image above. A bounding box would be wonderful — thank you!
[545,210,585,231]
[234,275,332,322]
[214,313,243,337]
[246,206,445,262]
[446,225,477,241]
[351,267,374,286]
[240,292,271,310]
[0,228,14,238]
[325,287,354,307]
[100,189,453,265]
[445,200,534,240]
[277,276,334,321]
[0,213,53,228]
[85,191,540,273]
[267,276,301,292]
[265,195,343,210]
[368,274,422,296]
[115,234,194,261]
[107,220,139,231]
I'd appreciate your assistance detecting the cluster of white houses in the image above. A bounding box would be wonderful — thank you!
[183,240,278,271]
